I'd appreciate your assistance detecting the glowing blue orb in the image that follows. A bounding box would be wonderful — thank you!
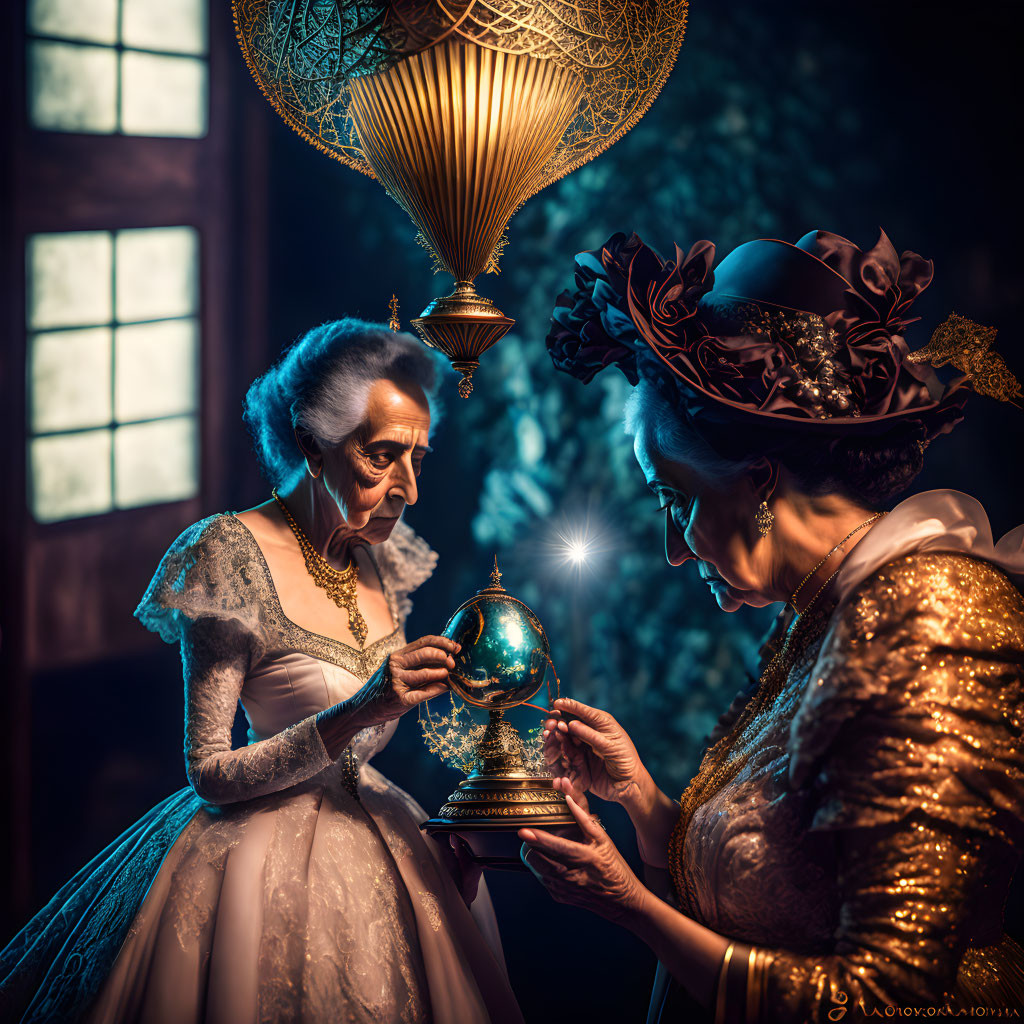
[442,590,549,710]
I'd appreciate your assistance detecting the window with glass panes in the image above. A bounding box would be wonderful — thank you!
[27,227,200,522]
[4,0,259,928]
[27,0,207,137]
[24,0,208,523]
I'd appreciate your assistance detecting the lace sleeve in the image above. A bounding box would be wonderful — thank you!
[723,553,1024,1020]
[135,514,264,646]
[137,514,333,804]
[181,614,332,805]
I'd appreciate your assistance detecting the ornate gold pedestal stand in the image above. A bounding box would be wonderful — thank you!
[423,709,573,869]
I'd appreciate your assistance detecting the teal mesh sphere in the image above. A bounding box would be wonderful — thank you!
[442,581,549,710]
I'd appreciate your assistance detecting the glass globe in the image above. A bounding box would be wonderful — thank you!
[442,571,549,710]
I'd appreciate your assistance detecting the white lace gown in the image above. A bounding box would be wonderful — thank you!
[0,515,523,1024]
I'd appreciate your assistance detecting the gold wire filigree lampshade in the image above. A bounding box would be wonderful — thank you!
[233,0,690,395]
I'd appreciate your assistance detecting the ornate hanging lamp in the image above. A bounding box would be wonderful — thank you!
[234,1,690,396]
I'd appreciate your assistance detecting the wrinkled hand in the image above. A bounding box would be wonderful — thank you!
[543,698,653,813]
[318,636,458,755]
[518,794,648,925]
[351,635,460,726]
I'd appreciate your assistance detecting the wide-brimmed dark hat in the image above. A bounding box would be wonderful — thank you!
[547,228,1019,453]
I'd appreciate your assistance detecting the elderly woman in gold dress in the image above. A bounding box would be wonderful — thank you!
[524,229,1024,1020]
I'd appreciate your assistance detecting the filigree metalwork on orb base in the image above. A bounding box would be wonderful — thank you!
[472,709,526,775]
[433,779,571,819]
[446,789,561,804]
[233,0,689,391]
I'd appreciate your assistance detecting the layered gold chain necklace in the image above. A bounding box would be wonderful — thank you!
[667,511,885,915]
[272,489,369,648]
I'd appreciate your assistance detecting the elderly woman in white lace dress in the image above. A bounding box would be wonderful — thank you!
[0,320,523,1024]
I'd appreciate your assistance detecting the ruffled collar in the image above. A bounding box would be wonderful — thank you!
[833,489,1024,606]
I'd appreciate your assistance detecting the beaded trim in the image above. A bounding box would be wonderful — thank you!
[723,300,857,419]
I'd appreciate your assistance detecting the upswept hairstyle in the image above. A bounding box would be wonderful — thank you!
[243,318,446,487]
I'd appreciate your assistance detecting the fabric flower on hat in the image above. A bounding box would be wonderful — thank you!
[548,232,649,385]
[545,227,989,445]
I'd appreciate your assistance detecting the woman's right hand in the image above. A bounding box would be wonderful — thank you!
[545,698,680,869]
[543,698,654,813]
[317,636,458,756]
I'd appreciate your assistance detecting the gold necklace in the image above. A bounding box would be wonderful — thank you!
[667,512,885,915]
[271,489,368,648]
[788,511,885,610]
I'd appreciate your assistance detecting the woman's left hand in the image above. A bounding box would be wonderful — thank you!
[518,794,648,925]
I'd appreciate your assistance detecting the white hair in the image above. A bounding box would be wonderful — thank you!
[243,318,447,486]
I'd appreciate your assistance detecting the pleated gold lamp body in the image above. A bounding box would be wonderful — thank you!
[234,1,689,394]
[348,42,584,394]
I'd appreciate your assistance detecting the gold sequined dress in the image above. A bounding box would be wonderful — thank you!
[651,490,1024,1022]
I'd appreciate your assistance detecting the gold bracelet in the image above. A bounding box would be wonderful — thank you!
[746,947,773,1022]
[746,947,759,1022]
[715,942,735,1024]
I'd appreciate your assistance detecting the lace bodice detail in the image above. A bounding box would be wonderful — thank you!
[134,514,437,806]
[675,552,1024,1018]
